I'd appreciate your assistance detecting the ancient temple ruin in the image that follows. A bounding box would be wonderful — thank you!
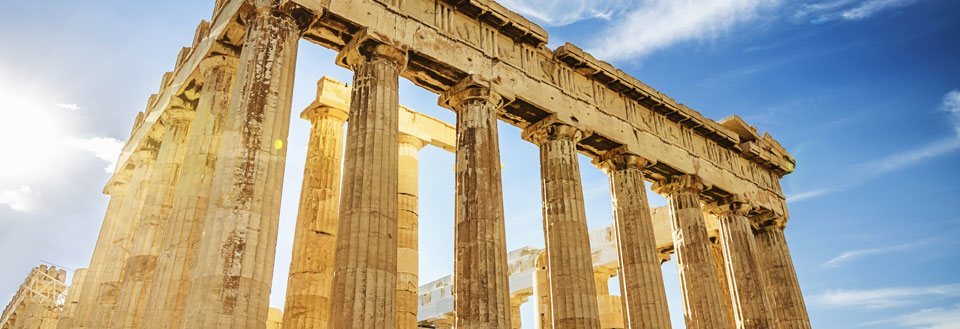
[46,0,809,328]
[0,266,67,329]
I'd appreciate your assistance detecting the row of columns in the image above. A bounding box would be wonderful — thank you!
[72,6,301,329]
[71,3,810,329]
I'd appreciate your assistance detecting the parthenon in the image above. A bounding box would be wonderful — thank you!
[15,0,810,328]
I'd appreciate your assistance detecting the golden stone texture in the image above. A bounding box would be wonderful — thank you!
[51,0,814,327]
[180,7,300,328]
[281,104,346,329]
[523,118,601,329]
[1,266,67,329]
[441,76,513,329]
[327,35,407,329]
[653,175,731,329]
[597,150,672,329]
[710,197,775,329]
[141,55,237,329]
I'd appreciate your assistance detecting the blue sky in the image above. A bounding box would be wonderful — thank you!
[1,0,959,328]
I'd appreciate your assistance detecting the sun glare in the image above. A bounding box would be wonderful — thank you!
[0,78,69,182]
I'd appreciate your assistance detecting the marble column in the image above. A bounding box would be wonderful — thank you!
[594,267,624,329]
[91,145,158,329]
[755,221,811,329]
[598,150,672,329]
[509,295,529,329]
[533,251,553,329]
[651,175,729,329]
[710,197,774,329]
[179,6,300,328]
[73,180,127,329]
[397,133,426,329]
[141,55,238,329]
[56,268,88,329]
[522,118,601,329]
[709,235,737,329]
[439,76,512,329]
[328,36,406,328]
[282,105,347,329]
[112,106,193,329]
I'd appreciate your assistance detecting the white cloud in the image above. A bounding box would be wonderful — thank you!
[0,186,33,212]
[588,0,780,61]
[822,239,934,267]
[872,304,960,329]
[796,0,918,24]
[64,137,125,173]
[496,0,633,26]
[786,187,840,203]
[867,138,960,173]
[865,90,960,173]
[945,90,960,135]
[816,284,960,309]
[842,0,917,20]
[54,103,81,111]
[793,90,960,202]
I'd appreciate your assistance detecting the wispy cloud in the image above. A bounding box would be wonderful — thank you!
[790,90,960,202]
[588,0,780,61]
[496,0,633,26]
[822,238,935,267]
[64,137,125,173]
[54,103,81,111]
[796,0,919,24]
[867,304,960,329]
[816,283,960,309]
[786,188,840,203]
[866,138,960,173]
[864,90,960,173]
[0,186,32,212]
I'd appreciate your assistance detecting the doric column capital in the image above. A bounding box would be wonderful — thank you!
[438,75,512,110]
[755,217,787,233]
[398,133,427,150]
[161,102,196,127]
[131,143,159,166]
[658,251,672,265]
[248,1,316,33]
[198,55,239,76]
[521,115,586,146]
[595,146,652,172]
[103,181,128,196]
[336,30,408,71]
[706,194,753,217]
[300,104,348,123]
[651,174,708,195]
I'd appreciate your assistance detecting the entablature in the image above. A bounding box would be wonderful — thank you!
[298,0,792,218]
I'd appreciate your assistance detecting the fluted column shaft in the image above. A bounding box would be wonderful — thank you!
[524,120,601,329]
[533,252,553,329]
[594,267,625,329]
[755,223,811,329]
[282,106,347,329]
[91,148,157,329]
[709,237,737,329]
[56,268,88,329]
[440,77,512,329]
[509,295,528,329]
[112,109,193,329]
[141,56,237,329]
[652,175,729,329]
[73,182,127,329]
[599,151,672,329]
[328,40,406,328]
[180,8,299,328]
[397,134,425,329]
[712,200,774,329]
